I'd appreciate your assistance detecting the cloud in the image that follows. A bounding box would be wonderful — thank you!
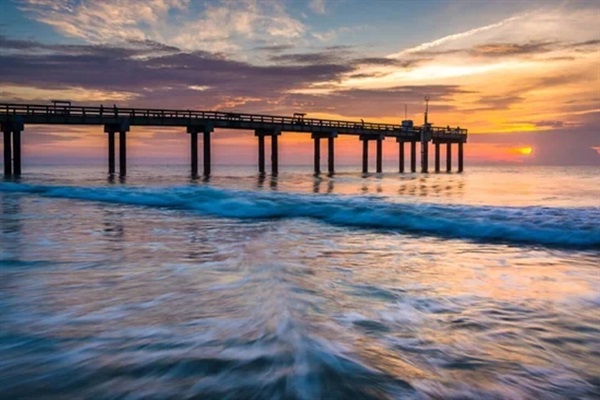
[270,51,343,65]
[469,41,557,57]
[252,44,295,53]
[17,0,305,53]
[0,37,354,109]
[309,0,326,14]
[389,14,529,58]
[532,120,565,128]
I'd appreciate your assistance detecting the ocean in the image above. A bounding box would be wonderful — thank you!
[0,165,598,399]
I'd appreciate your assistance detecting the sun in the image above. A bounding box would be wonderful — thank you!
[517,147,533,155]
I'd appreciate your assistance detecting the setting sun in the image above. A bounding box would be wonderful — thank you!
[518,147,534,155]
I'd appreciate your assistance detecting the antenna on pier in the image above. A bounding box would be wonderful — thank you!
[424,95,430,125]
[404,104,407,120]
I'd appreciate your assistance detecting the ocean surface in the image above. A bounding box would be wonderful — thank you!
[1,165,599,399]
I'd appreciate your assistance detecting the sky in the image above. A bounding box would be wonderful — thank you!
[0,0,599,166]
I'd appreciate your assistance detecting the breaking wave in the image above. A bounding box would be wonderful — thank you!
[1,182,599,249]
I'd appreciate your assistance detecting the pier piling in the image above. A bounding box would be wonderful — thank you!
[13,130,21,176]
[435,142,440,173]
[107,131,115,175]
[187,125,213,177]
[119,131,126,177]
[327,135,335,175]
[410,141,417,173]
[398,140,405,173]
[271,132,278,175]
[313,136,321,175]
[255,128,281,175]
[190,131,198,177]
[3,129,11,176]
[257,134,265,174]
[2,120,24,176]
[361,138,369,173]
[447,143,452,172]
[458,142,464,173]
[104,121,130,176]
[376,138,383,173]
[203,131,211,176]
[312,132,337,175]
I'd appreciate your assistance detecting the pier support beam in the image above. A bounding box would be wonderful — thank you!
[421,127,432,173]
[328,135,335,175]
[458,142,464,173]
[446,143,452,172]
[190,131,198,177]
[13,130,21,176]
[3,129,11,176]
[360,134,384,173]
[187,124,214,177]
[119,131,127,177]
[203,131,211,176]
[434,142,440,173]
[271,132,279,175]
[255,128,281,175]
[362,138,369,173]
[107,131,115,175]
[421,141,429,173]
[257,134,265,174]
[397,140,405,173]
[105,121,130,176]
[2,120,24,177]
[410,141,416,173]
[376,138,383,173]
[312,132,338,175]
[313,136,321,174]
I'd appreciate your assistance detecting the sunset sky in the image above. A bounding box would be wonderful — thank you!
[1,0,599,166]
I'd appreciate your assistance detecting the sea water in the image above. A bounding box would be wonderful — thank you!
[0,165,598,399]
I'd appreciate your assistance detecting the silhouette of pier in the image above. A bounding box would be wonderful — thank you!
[1,102,467,177]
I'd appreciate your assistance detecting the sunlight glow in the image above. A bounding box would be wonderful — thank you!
[518,147,533,155]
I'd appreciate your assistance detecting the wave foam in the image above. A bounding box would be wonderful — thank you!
[1,182,599,249]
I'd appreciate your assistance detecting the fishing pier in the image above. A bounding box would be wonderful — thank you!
[1,102,467,177]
